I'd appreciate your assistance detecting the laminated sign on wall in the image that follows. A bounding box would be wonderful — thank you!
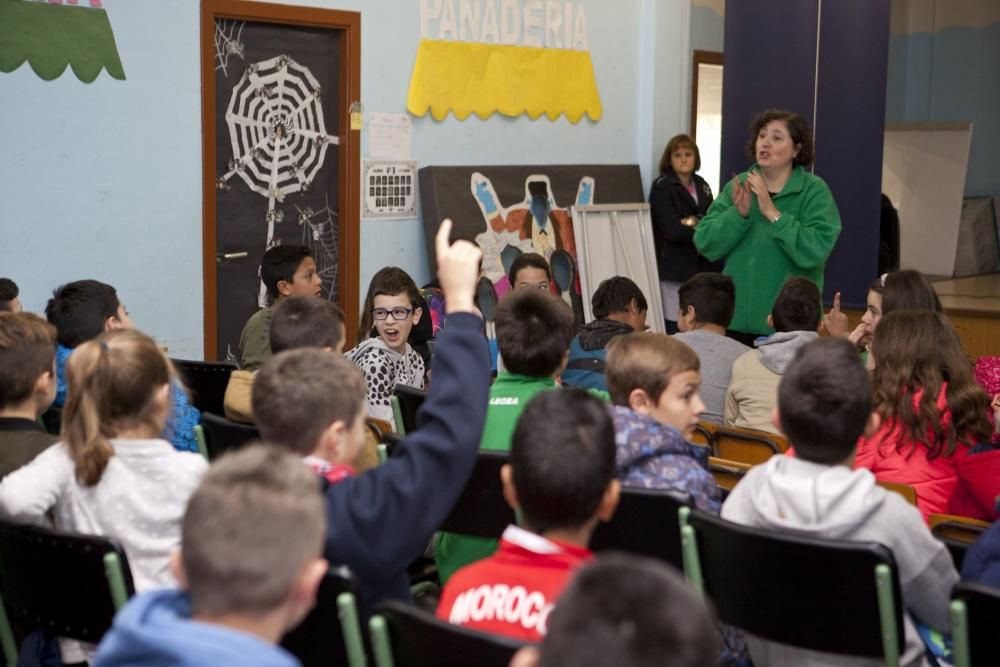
[363,160,418,219]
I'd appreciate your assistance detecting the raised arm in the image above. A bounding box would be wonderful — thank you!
[693,176,754,261]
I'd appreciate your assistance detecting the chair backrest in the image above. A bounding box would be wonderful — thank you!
[711,426,787,465]
[683,510,903,660]
[690,420,716,447]
[171,358,238,416]
[589,487,689,570]
[707,456,752,492]
[951,581,1000,667]
[929,513,990,572]
[439,450,514,538]
[877,480,917,506]
[370,600,526,667]
[199,412,260,460]
[392,384,427,435]
[280,565,366,667]
[0,521,135,648]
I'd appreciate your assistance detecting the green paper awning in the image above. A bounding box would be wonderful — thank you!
[0,0,125,82]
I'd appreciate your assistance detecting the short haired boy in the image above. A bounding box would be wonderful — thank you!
[435,288,577,583]
[239,246,321,371]
[509,553,719,667]
[508,253,552,291]
[0,313,59,478]
[674,273,749,424]
[45,280,200,453]
[0,278,22,312]
[563,276,648,392]
[725,276,821,434]
[253,221,490,613]
[436,389,620,642]
[722,338,957,666]
[346,267,425,423]
[224,296,345,424]
[605,333,722,513]
[93,445,328,667]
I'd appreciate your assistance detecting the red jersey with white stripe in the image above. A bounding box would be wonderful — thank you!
[435,525,592,642]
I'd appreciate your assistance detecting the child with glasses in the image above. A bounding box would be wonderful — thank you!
[347,267,426,422]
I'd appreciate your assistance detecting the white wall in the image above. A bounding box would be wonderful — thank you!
[0,0,691,357]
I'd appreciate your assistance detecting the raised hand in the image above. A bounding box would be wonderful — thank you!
[436,218,482,315]
[730,175,751,218]
[822,291,849,337]
[746,171,778,222]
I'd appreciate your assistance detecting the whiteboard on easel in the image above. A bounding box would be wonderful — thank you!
[571,204,665,334]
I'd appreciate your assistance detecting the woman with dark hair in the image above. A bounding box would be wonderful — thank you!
[694,109,841,343]
[649,134,717,332]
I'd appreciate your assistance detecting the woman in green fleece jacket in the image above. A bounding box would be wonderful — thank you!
[694,109,841,341]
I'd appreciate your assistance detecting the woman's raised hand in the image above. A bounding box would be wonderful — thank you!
[730,175,751,218]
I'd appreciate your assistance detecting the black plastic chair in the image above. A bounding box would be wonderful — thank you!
[199,411,260,460]
[0,521,135,664]
[681,510,904,664]
[280,565,366,667]
[589,487,689,570]
[39,406,62,436]
[391,384,427,435]
[951,580,1000,667]
[439,450,514,539]
[171,359,238,416]
[369,600,527,667]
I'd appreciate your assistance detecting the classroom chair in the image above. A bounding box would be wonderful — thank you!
[171,358,238,416]
[707,456,752,492]
[199,412,260,460]
[391,384,427,435]
[690,420,716,447]
[929,513,990,572]
[0,521,135,665]
[711,425,788,465]
[877,481,917,506]
[950,580,1000,667]
[680,509,904,665]
[589,487,690,570]
[280,565,366,667]
[439,450,514,539]
[369,600,526,667]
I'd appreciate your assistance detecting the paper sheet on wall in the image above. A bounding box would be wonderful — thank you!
[363,160,418,220]
[369,112,411,160]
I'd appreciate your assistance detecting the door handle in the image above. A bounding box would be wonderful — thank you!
[216,251,249,262]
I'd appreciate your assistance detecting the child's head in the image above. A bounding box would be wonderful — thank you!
[175,445,327,630]
[859,277,885,344]
[260,245,321,304]
[770,277,821,333]
[881,269,942,316]
[591,276,648,332]
[495,288,575,377]
[253,348,368,466]
[506,389,618,536]
[508,253,552,291]
[0,312,57,416]
[677,273,736,331]
[512,553,718,667]
[45,279,132,348]
[870,310,992,458]
[0,278,22,313]
[777,338,873,464]
[605,334,703,438]
[63,329,174,486]
[269,296,345,354]
[357,267,422,353]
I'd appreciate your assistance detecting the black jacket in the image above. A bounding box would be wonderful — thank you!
[649,169,721,282]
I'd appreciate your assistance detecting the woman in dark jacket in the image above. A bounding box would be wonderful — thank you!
[649,134,719,332]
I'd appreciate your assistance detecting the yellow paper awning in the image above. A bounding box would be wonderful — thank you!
[407,39,602,123]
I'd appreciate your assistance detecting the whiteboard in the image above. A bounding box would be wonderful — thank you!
[882,122,972,276]
[571,204,665,334]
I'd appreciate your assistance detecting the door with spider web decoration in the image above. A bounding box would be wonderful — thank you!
[201,1,360,362]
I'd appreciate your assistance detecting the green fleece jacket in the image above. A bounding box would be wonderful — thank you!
[693,166,841,335]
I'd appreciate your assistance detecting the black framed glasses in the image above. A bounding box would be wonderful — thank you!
[372,307,414,321]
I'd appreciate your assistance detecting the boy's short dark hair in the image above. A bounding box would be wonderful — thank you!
[778,338,871,464]
[678,273,735,328]
[605,333,699,406]
[771,277,821,332]
[591,277,647,320]
[495,289,575,377]
[0,313,57,409]
[370,266,420,306]
[0,278,19,312]
[253,348,367,456]
[539,553,718,667]
[510,389,615,533]
[269,296,345,354]
[181,444,325,616]
[261,245,313,301]
[45,279,121,348]
[508,253,551,286]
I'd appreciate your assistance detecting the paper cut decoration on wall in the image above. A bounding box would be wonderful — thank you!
[0,0,125,82]
[406,40,602,122]
[216,52,340,305]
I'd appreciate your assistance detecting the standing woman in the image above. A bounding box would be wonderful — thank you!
[650,134,719,332]
[694,110,841,343]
